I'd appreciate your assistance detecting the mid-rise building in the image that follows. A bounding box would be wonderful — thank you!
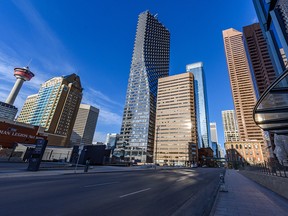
[21,74,83,147]
[116,11,170,163]
[154,73,198,166]
[17,94,38,123]
[223,28,267,160]
[70,104,99,147]
[186,62,211,148]
[225,141,264,165]
[243,23,277,97]
[0,102,17,121]
[222,110,239,142]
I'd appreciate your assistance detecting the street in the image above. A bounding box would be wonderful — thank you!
[0,168,222,216]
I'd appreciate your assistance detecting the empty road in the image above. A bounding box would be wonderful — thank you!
[0,168,223,216]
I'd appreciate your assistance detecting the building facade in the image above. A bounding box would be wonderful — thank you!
[154,73,198,166]
[222,28,267,159]
[222,110,239,142]
[17,94,38,123]
[243,23,277,97]
[225,141,264,166]
[186,62,211,148]
[116,11,170,163]
[70,104,99,147]
[253,0,288,75]
[22,74,83,147]
[0,102,17,121]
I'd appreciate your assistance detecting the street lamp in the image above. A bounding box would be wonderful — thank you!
[155,125,160,168]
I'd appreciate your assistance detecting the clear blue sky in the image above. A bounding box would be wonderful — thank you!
[0,0,258,147]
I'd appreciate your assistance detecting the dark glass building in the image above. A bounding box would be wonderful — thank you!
[116,11,170,163]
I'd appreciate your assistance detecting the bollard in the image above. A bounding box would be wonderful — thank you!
[219,173,228,192]
[84,159,90,173]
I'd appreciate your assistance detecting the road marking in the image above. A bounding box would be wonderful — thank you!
[119,188,151,198]
[177,177,187,182]
[84,182,118,188]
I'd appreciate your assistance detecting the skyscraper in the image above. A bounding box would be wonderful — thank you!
[70,104,99,146]
[210,122,218,143]
[210,122,218,158]
[117,11,170,163]
[186,62,211,148]
[17,94,38,123]
[154,73,198,166]
[24,74,83,147]
[243,23,277,97]
[222,110,239,142]
[223,28,267,159]
[253,0,288,75]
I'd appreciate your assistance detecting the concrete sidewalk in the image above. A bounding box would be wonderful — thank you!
[210,169,288,216]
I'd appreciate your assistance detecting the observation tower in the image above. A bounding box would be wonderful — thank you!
[5,66,35,105]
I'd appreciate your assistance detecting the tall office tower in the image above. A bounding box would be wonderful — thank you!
[17,94,38,123]
[210,122,218,157]
[222,110,239,142]
[253,0,288,75]
[28,74,83,147]
[105,133,119,150]
[0,66,34,120]
[117,11,170,163]
[70,104,99,147]
[210,122,218,143]
[243,23,277,97]
[186,62,211,148]
[154,73,198,166]
[223,28,267,159]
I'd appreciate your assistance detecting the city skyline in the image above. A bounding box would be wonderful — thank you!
[0,1,259,147]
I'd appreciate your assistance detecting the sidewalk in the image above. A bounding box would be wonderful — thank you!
[211,169,288,216]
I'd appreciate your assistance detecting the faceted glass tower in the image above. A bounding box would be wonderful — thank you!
[186,62,211,148]
[117,11,170,163]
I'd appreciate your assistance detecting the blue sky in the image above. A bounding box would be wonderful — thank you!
[0,0,258,147]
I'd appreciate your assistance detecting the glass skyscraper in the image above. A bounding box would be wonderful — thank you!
[186,62,211,148]
[253,0,288,75]
[116,11,170,163]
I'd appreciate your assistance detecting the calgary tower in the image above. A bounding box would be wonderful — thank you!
[5,66,35,105]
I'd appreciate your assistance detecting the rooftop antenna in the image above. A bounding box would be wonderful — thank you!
[27,58,33,68]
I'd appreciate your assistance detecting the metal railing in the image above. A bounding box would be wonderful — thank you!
[245,160,288,178]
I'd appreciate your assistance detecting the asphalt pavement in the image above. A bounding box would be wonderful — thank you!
[0,168,222,216]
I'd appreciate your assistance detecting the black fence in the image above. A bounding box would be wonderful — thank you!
[245,160,288,178]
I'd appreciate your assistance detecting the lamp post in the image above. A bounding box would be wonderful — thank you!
[74,138,83,174]
[155,125,160,168]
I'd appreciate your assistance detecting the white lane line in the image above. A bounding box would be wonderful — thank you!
[84,182,118,188]
[119,188,151,198]
[177,177,187,182]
